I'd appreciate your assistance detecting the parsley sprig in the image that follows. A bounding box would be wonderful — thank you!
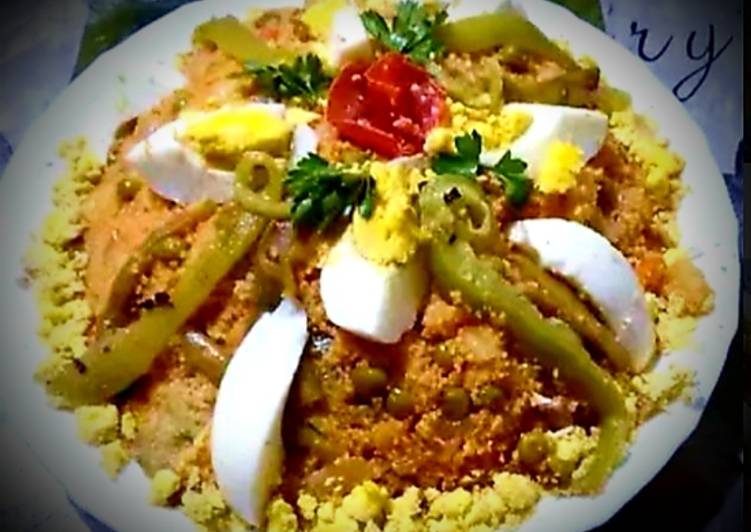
[246,54,331,104]
[360,0,448,64]
[431,130,482,177]
[431,131,532,206]
[493,150,532,206]
[284,154,376,230]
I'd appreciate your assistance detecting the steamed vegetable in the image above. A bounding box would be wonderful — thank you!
[100,200,217,327]
[418,176,629,493]
[505,252,633,372]
[436,11,576,69]
[418,175,498,252]
[38,205,267,406]
[193,16,292,64]
[234,151,290,219]
[504,66,600,105]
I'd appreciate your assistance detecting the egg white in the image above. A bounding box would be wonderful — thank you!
[320,230,427,344]
[480,103,608,178]
[508,218,655,372]
[211,298,308,527]
[126,103,320,204]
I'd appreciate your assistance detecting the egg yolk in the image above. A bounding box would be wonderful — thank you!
[182,107,292,161]
[425,101,532,156]
[352,162,423,265]
[537,140,583,194]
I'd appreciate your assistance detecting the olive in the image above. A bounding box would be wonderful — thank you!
[117,177,142,202]
[517,430,551,466]
[433,343,455,368]
[152,236,188,261]
[386,388,414,420]
[441,387,470,421]
[351,366,388,399]
[475,384,506,411]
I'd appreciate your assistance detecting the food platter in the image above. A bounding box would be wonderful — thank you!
[0,0,738,530]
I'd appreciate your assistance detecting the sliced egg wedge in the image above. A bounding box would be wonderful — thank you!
[291,123,319,166]
[319,229,427,344]
[508,218,655,372]
[480,103,607,186]
[211,298,308,527]
[303,0,373,69]
[126,103,320,204]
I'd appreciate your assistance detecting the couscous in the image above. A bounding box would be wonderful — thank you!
[26,1,714,530]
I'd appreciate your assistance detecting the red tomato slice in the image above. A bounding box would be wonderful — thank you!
[327,53,447,158]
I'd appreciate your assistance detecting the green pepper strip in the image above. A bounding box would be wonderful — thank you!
[234,151,291,219]
[40,205,268,407]
[419,176,628,493]
[436,11,577,70]
[503,66,600,106]
[193,16,293,65]
[100,200,217,328]
[419,175,499,253]
[505,252,633,373]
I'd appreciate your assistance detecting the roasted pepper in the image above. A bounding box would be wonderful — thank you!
[419,176,629,493]
[100,200,217,327]
[38,205,268,407]
[193,16,293,64]
[436,11,577,70]
[505,252,633,372]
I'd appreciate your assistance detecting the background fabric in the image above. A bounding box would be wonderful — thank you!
[0,1,742,531]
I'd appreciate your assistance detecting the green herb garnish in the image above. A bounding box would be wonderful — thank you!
[285,154,376,230]
[431,130,482,177]
[246,54,331,104]
[491,150,531,206]
[431,130,531,206]
[360,0,448,64]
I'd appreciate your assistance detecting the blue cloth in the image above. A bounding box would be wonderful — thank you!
[602,0,743,176]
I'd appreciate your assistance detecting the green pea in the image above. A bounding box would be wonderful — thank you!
[351,366,388,399]
[517,430,551,466]
[386,388,414,420]
[433,343,455,368]
[117,178,142,202]
[441,387,470,421]
[152,236,188,261]
[475,384,506,411]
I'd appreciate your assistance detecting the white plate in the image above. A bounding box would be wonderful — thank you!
[0,1,739,531]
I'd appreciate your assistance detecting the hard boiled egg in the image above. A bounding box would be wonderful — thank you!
[508,218,655,372]
[291,123,319,166]
[320,230,427,344]
[125,117,236,204]
[302,0,373,69]
[480,103,608,193]
[126,103,320,204]
[211,298,308,527]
